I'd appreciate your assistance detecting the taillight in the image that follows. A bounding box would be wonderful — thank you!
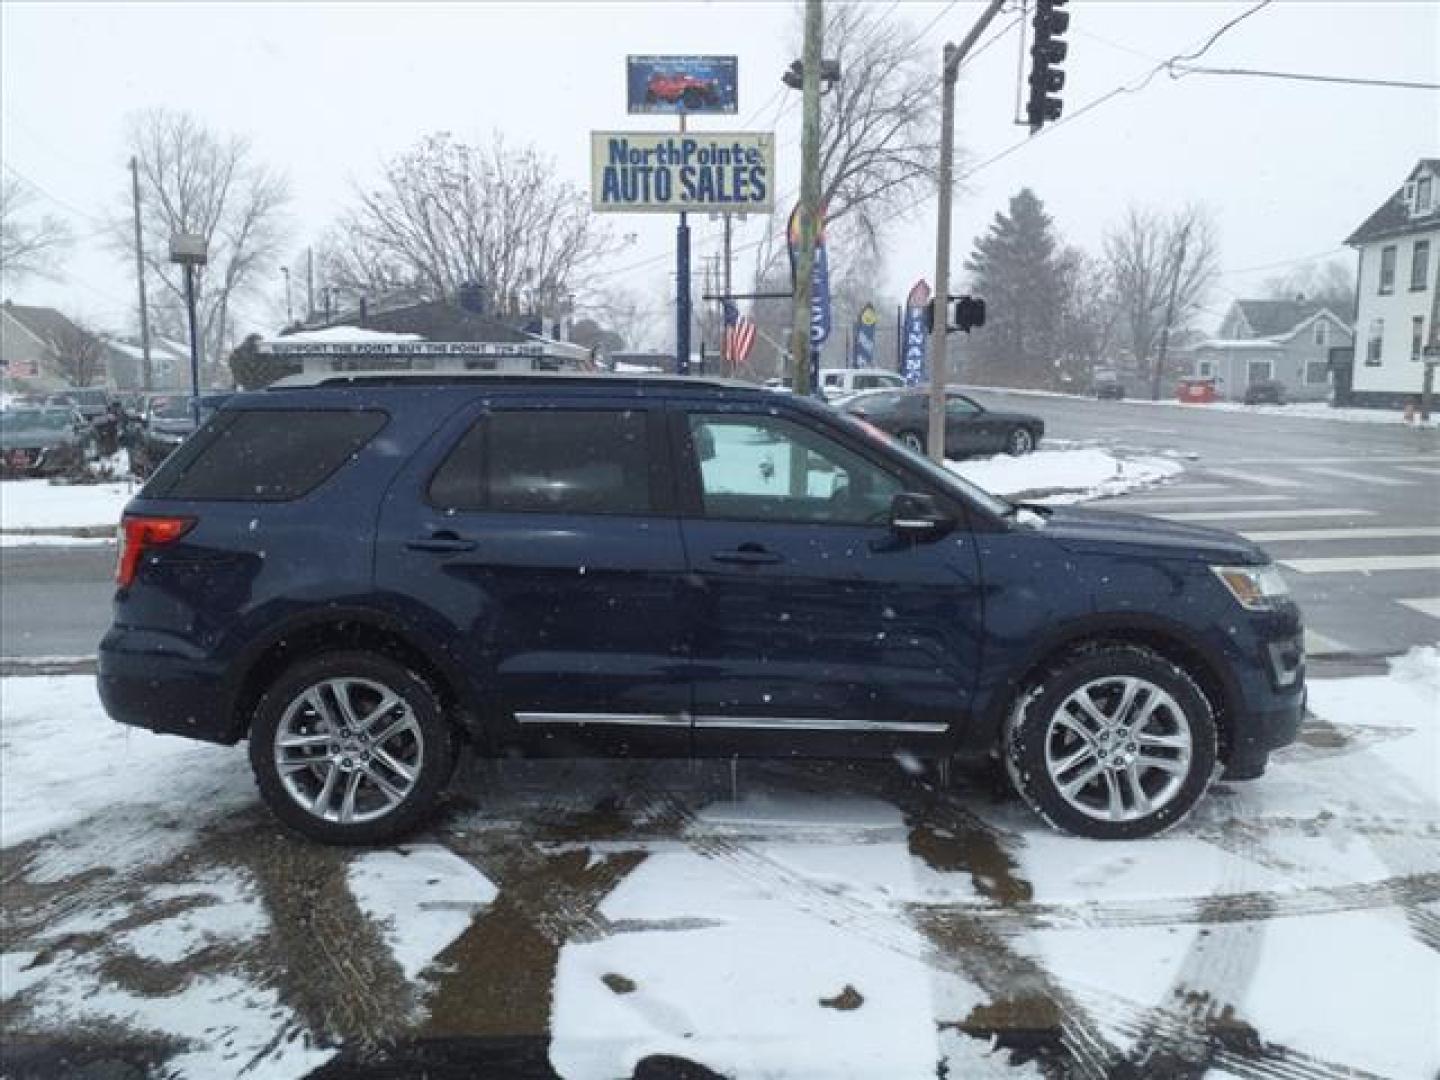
[116,515,195,588]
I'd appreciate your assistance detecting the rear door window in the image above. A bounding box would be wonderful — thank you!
[428,409,656,515]
[147,409,387,501]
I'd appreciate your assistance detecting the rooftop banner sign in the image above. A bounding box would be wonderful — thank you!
[627,56,738,115]
[590,132,774,214]
[258,341,546,358]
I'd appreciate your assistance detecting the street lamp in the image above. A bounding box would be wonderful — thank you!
[168,233,208,421]
[281,266,293,324]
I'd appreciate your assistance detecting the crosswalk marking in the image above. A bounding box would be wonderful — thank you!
[1397,597,1440,619]
[1280,554,1440,574]
[1301,465,1415,487]
[1159,508,1374,522]
[1201,468,1308,489]
[1218,455,1438,466]
[1115,495,1294,508]
[1241,526,1440,542]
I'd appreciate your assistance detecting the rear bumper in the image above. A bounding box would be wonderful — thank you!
[1222,686,1306,780]
[97,628,238,744]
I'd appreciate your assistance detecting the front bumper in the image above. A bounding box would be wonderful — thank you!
[97,628,238,744]
[1222,685,1306,780]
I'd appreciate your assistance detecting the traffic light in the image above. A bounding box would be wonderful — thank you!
[923,296,987,334]
[1027,0,1069,132]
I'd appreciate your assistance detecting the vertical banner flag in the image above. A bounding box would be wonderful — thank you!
[787,202,831,356]
[902,280,931,386]
[853,303,878,368]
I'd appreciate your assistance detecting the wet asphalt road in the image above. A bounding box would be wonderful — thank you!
[0,395,1435,658]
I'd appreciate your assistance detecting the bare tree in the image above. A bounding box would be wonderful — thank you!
[813,4,942,258]
[120,108,289,364]
[326,132,618,316]
[1,175,72,285]
[51,318,106,388]
[1104,204,1219,393]
[1263,257,1357,323]
[1055,248,1120,386]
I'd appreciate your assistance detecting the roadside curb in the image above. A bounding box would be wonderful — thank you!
[1,656,99,677]
[0,526,114,538]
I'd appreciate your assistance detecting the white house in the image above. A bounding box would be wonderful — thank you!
[1346,158,1438,405]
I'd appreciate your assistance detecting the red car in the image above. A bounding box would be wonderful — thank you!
[646,72,719,109]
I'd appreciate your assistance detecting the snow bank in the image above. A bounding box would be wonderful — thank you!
[948,445,1183,502]
[0,479,134,531]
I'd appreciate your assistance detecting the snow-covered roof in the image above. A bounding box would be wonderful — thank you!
[275,326,423,344]
[1193,339,1285,352]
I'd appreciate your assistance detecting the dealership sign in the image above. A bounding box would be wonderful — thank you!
[627,55,738,115]
[258,342,546,358]
[591,132,774,213]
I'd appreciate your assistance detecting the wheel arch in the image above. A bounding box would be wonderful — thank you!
[975,613,1241,766]
[222,606,484,746]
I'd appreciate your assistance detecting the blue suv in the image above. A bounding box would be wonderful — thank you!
[98,374,1305,843]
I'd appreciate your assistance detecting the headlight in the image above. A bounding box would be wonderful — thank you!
[1211,564,1290,610]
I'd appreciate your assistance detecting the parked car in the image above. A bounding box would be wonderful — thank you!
[0,406,95,476]
[51,387,113,421]
[646,72,719,109]
[1095,379,1126,400]
[840,387,1044,457]
[99,373,1304,844]
[1244,379,1287,406]
[818,368,906,402]
[128,392,231,476]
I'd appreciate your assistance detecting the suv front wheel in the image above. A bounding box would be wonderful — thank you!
[1003,644,1217,839]
[249,651,458,844]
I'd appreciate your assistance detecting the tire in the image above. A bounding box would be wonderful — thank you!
[898,429,926,454]
[248,651,458,844]
[1002,644,1217,839]
[1005,426,1035,456]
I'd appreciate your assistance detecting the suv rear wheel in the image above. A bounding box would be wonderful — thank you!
[1003,644,1217,839]
[248,651,458,844]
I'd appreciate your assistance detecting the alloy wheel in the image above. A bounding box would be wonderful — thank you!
[1042,676,1193,823]
[273,677,424,825]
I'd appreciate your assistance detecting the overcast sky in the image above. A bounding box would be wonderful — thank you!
[2,0,1436,343]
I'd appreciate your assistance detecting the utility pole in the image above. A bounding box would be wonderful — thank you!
[1153,221,1191,402]
[306,247,315,321]
[929,0,1007,463]
[789,0,823,397]
[129,157,154,391]
[676,115,692,375]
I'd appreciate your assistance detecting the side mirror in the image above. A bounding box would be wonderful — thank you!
[890,492,951,534]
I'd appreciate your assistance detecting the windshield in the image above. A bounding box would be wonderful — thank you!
[147,396,191,420]
[0,409,72,431]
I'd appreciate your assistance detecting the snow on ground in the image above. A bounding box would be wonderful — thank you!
[948,444,1184,502]
[2,654,1436,1077]
[0,478,134,531]
[0,532,114,547]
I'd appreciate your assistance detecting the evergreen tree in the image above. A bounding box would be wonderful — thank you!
[963,189,1069,388]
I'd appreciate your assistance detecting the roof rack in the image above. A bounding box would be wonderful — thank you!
[267,370,756,392]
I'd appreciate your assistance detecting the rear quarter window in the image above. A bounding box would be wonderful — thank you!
[145,409,388,502]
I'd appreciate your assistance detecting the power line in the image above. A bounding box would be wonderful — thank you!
[1219,247,1350,277]
[941,0,1276,190]
[1169,64,1440,92]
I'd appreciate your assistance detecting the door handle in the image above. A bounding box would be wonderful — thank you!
[406,531,477,554]
[711,546,783,565]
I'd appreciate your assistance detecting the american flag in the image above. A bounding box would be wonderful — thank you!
[721,299,757,372]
